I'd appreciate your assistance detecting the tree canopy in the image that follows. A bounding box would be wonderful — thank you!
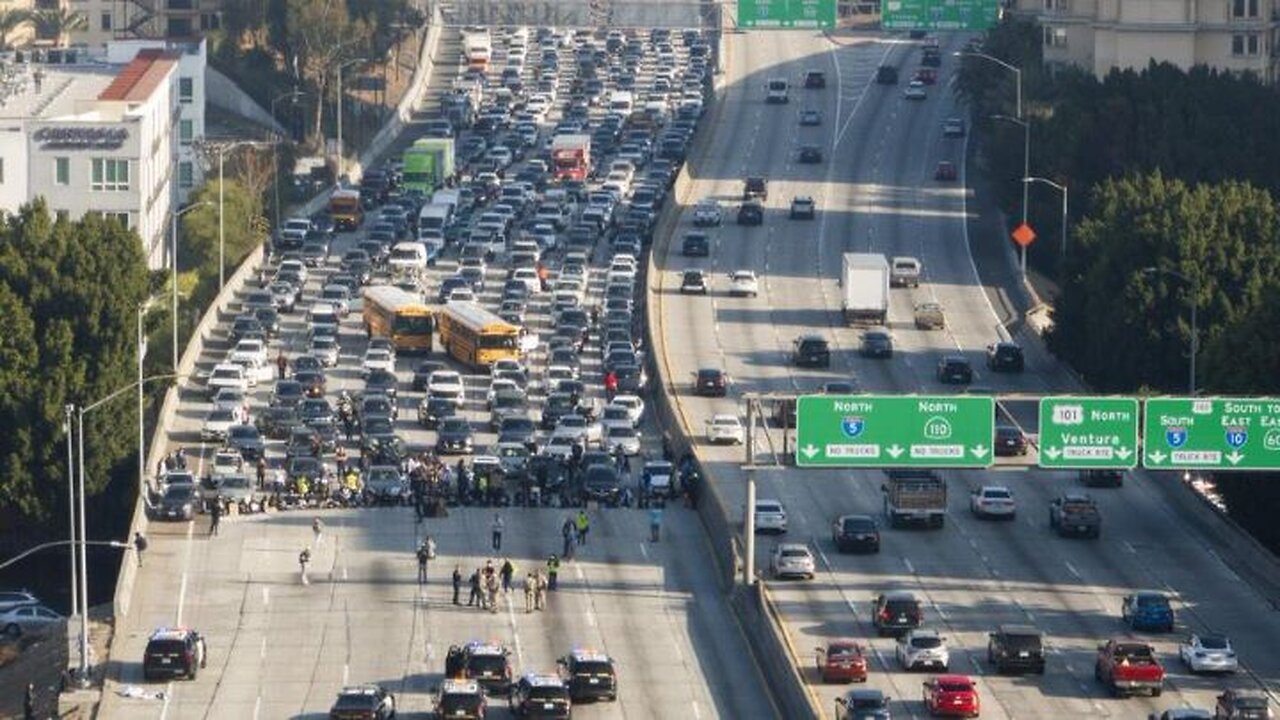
[0,201,149,522]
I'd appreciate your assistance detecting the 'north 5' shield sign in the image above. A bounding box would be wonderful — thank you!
[841,416,865,438]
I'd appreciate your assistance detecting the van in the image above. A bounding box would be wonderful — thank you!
[308,302,340,333]
[793,335,831,368]
[418,203,452,234]
[388,242,427,275]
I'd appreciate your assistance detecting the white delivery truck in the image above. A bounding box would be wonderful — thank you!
[841,253,890,325]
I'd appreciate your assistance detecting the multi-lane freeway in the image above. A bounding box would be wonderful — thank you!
[655,27,1280,719]
[100,23,775,720]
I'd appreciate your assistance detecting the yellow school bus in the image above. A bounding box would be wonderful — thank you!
[362,285,434,353]
[437,301,521,369]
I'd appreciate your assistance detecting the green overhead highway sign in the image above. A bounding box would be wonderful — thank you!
[1143,397,1280,470]
[738,0,836,29]
[1037,397,1139,469]
[881,0,1000,30]
[796,395,994,468]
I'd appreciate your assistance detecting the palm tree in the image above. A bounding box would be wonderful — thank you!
[32,8,87,47]
[0,9,33,52]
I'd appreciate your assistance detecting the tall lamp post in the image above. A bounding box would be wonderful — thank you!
[954,50,1022,119]
[1141,267,1200,396]
[74,372,178,684]
[64,405,77,623]
[1023,176,1068,258]
[203,140,275,289]
[992,114,1030,280]
[170,202,213,379]
[335,57,370,178]
[270,91,308,232]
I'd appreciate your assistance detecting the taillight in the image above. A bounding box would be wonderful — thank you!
[879,608,891,620]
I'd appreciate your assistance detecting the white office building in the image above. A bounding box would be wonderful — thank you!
[0,39,206,269]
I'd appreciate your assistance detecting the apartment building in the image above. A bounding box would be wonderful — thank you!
[0,0,222,49]
[1014,0,1280,83]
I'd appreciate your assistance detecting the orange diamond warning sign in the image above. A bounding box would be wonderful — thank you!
[1011,223,1036,247]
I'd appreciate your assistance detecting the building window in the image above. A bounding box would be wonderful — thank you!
[0,157,5,184]
[179,77,193,103]
[178,161,194,188]
[201,12,221,31]
[91,158,130,191]
[1233,33,1261,55]
[100,11,112,31]
[107,211,130,228]
[1232,0,1260,19]
[1043,26,1068,47]
[55,157,69,185]
[55,209,68,223]
[1043,0,1068,11]
[179,119,193,145]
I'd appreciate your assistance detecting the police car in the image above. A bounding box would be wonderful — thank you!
[435,678,485,718]
[142,627,206,681]
[558,648,619,702]
[448,641,513,694]
[509,673,571,718]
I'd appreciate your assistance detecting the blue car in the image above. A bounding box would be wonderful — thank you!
[1122,591,1175,632]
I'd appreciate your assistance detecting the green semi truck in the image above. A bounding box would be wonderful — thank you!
[401,138,455,194]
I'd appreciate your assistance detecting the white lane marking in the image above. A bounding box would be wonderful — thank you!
[958,109,1012,336]
[903,557,915,574]
[692,700,702,719]
[253,695,261,720]
[260,637,266,659]
[1124,540,1138,555]
[262,586,269,607]
[639,541,649,559]
[175,518,195,625]
[1065,561,1082,580]
[342,663,349,687]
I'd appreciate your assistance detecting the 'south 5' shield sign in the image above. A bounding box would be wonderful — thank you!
[1165,426,1188,448]
[841,416,865,438]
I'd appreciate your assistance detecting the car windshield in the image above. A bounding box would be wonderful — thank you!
[440,693,482,712]
[526,685,569,701]
[1199,635,1229,649]
[938,681,972,692]
[468,655,506,674]
[850,695,887,709]
[999,633,1041,652]
[781,549,809,559]
[1137,595,1169,607]
[843,518,874,532]
[983,489,1011,499]
[911,636,942,649]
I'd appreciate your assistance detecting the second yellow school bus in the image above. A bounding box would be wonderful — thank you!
[363,285,434,353]
[437,301,522,369]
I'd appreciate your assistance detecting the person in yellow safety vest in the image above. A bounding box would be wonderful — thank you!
[344,468,360,491]
[546,555,560,590]
[296,475,310,497]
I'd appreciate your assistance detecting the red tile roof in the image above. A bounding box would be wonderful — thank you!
[98,49,178,102]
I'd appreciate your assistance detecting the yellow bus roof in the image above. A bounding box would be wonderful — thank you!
[442,301,517,334]
[363,285,430,313]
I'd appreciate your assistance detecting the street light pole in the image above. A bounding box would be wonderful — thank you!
[270,91,307,233]
[63,404,77,621]
[993,114,1030,280]
[1023,177,1068,257]
[137,303,147,504]
[955,51,1022,119]
[1142,267,1200,395]
[73,371,179,683]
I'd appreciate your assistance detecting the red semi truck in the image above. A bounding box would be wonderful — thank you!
[551,135,590,182]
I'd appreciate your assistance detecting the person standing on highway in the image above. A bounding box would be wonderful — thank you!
[561,517,576,559]
[546,555,560,591]
[312,517,324,547]
[416,542,430,585]
[256,456,267,487]
[523,572,535,613]
[209,500,222,537]
[299,547,312,585]
[451,565,462,605]
[604,370,618,402]
[535,570,548,609]
[467,568,481,607]
[575,510,589,546]
[24,682,35,720]
[499,558,515,593]
[491,513,504,551]
[276,351,288,380]
[485,572,500,613]
[649,506,663,543]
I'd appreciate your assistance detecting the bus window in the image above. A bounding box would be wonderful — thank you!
[394,314,433,334]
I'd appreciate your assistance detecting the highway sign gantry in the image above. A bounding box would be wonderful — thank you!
[881,0,1000,30]
[1144,397,1280,470]
[738,0,837,28]
[1038,397,1139,469]
[795,395,994,468]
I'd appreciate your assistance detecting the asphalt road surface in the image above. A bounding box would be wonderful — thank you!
[653,27,1280,720]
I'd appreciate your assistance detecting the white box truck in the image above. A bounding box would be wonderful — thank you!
[841,253,890,325]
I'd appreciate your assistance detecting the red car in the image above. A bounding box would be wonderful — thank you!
[913,67,938,84]
[816,639,868,683]
[923,674,980,717]
[935,161,957,181]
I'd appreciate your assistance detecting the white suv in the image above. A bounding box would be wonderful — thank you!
[754,499,788,534]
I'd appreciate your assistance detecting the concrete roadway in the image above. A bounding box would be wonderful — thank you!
[654,28,1280,719]
[100,30,775,720]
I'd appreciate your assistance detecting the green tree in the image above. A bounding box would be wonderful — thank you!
[1048,172,1280,392]
[178,178,264,281]
[0,8,32,52]
[31,8,87,45]
[284,0,371,147]
[0,201,150,521]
